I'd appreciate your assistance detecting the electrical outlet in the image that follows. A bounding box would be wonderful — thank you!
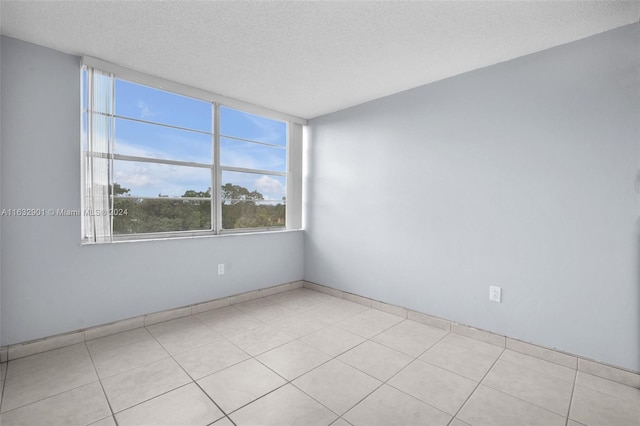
[217,264,225,275]
[489,286,502,303]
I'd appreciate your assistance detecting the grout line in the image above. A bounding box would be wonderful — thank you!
[166,293,345,421]
[0,350,104,418]
[223,381,290,417]
[565,368,579,426]
[84,340,118,422]
[0,361,7,413]
[142,324,232,425]
[480,381,571,421]
[448,344,506,422]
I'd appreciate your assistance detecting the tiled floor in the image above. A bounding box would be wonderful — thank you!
[0,287,638,426]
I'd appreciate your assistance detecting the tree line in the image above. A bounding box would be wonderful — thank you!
[111,183,285,234]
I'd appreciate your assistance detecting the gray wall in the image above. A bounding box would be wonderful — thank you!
[305,24,640,371]
[0,32,3,347]
[0,36,304,346]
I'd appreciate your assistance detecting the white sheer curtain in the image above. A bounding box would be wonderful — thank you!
[82,67,113,243]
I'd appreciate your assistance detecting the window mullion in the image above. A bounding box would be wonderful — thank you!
[213,103,222,234]
[109,73,116,242]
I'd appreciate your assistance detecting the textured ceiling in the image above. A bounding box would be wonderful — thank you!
[1,1,638,119]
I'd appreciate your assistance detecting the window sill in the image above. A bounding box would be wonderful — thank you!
[81,227,301,245]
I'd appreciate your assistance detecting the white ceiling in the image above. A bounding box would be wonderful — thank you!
[1,1,638,119]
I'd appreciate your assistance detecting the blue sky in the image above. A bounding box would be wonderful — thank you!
[91,77,287,202]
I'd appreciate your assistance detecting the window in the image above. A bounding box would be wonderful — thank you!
[81,61,303,243]
[219,106,288,230]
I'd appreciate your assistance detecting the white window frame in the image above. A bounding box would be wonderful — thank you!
[81,56,305,243]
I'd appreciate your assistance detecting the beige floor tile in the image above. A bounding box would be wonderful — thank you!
[336,309,404,339]
[115,383,224,426]
[575,371,640,404]
[1,346,98,412]
[305,301,368,324]
[267,292,324,313]
[567,420,586,426]
[146,316,222,355]
[500,349,576,383]
[173,339,250,380]
[87,328,169,378]
[243,303,297,323]
[1,362,6,380]
[482,359,573,416]
[212,417,234,426]
[457,385,565,426]
[257,340,332,380]
[269,313,332,338]
[101,357,191,413]
[420,335,500,381]
[0,381,110,426]
[86,328,151,353]
[230,384,337,426]
[330,418,352,426]
[293,359,381,415]
[300,326,366,357]
[267,290,309,303]
[5,343,91,380]
[388,359,477,415]
[323,297,369,311]
[195,306,264,338]
[89,417,117,426]
[234,297,278,313]
[570,384,640,426]
[198,358,286,413]
[445,333,504,357]
[289,288,323,298]
[343,384,451,426]
[372,320,448,357]
[339,341,413,381]
[226,324,294,356]
[193,306,243,323]
[324,292,370,313]
[449,419,472,426]
[301,288,342,303]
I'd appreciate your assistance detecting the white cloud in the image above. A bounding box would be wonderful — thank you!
[114,160,210,198]
[137,100,155,119]
[255,175,285,201]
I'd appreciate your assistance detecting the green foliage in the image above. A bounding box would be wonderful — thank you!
[112,183,284,234]
[110,183,131,196]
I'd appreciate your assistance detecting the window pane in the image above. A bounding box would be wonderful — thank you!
[88,71,113,114]
[115,79,212,132]
[113,198,211,234]
[113,160,211,198]
[221,171,286,230]
[81,68,87,111]
[115,118,212,164]
[81,111,87,152]
[220,137,286,172]
[220,106,287,146]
